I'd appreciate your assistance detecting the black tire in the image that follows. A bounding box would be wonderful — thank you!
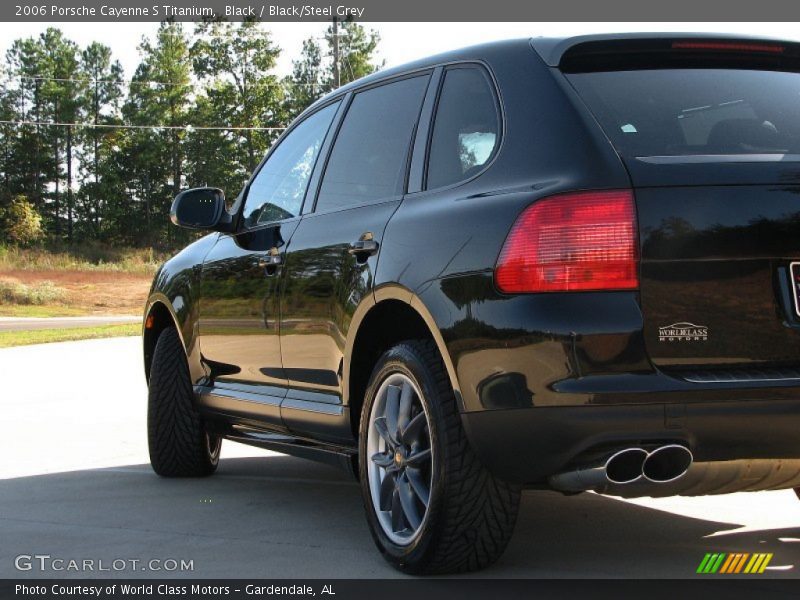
[147,327,221,477]
[358,340,521,574]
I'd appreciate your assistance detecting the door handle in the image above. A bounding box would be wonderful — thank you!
[348,239,379,255]
[348,233,379,258]
[255,248,282,271]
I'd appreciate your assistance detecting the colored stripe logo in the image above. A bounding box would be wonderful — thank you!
[697,553,773,574]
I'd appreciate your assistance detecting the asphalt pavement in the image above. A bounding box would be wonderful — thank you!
[1,337,799,578]
[0,315,141,331]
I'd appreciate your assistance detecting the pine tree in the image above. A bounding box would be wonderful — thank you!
[285,20,382,118]
[121,22,192,246]
[38,28,82,241]
[5,37,51,214]
[326,20,382,88]
[284,38,325,120]
[191,18,285,180]
[76,42,123,240]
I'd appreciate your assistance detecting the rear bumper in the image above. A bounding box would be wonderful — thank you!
[460,398,800,484]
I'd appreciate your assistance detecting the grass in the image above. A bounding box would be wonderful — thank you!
[0,305,89,317]
[0,243,165,275]
[0,279,67,305]
[0,323,140,348]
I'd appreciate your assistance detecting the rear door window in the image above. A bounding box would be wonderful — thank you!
[315,75,429,213]
[426,66,500,189]
[567,69,800,158]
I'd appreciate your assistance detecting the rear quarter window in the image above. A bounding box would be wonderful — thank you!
[426,66,500,189]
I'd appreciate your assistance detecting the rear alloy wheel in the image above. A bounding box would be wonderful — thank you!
[147,327,221,477]
[359,340,521,574]
[367,372,433,546]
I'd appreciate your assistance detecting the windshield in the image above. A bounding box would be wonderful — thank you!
[567,69,800,157]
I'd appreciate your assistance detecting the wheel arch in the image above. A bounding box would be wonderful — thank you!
[143,295,184,383]
[344,284,462,437]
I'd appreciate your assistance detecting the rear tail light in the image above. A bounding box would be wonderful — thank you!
[494,190,639,293]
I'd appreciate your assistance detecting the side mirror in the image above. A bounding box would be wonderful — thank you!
[170,187,232,231]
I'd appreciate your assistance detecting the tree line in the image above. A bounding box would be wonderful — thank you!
[0,19,381,248]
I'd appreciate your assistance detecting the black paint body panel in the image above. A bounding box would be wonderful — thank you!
[637,185,800,368]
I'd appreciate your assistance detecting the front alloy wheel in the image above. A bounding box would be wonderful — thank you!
[367,373,433,545]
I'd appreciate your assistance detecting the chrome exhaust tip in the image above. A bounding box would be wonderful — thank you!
[548,447,648,492]
[642,444,693,483]
[549,444,693,493]
[605,447,649,485]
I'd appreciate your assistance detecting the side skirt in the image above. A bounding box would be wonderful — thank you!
[196,385,358,478]
[222,424,358,478]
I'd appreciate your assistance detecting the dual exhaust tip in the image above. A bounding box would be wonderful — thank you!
[607,445,692,485]
[550,444,693,493]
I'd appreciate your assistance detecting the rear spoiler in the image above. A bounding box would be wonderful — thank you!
[531,33,800,73]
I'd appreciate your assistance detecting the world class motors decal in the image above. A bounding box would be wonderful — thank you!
[658,322,709,342]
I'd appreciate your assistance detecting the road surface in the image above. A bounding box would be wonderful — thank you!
[0,315,141,331]
[1,337,798,578]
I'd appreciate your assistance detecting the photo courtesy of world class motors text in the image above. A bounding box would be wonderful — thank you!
[15,583,325,596]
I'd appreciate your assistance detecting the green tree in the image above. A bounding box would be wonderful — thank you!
[121,22,192,245]
[191,19,285,178]
[76,42,124,240]
[5,36,51,211]
[4,29,83,241]
[0,86,21,199]
[39,28,82,241]
[183,94,242,197]
[0,195,44,246]
[284,38,325,119]
[285,20,382,117]
[326,20,382,88]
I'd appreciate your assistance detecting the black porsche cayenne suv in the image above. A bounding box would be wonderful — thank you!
[144,33,800,573]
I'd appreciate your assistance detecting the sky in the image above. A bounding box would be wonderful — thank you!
[2,22,800,79]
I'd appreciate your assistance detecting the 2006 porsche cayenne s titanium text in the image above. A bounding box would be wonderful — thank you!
[144,33,800,573]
